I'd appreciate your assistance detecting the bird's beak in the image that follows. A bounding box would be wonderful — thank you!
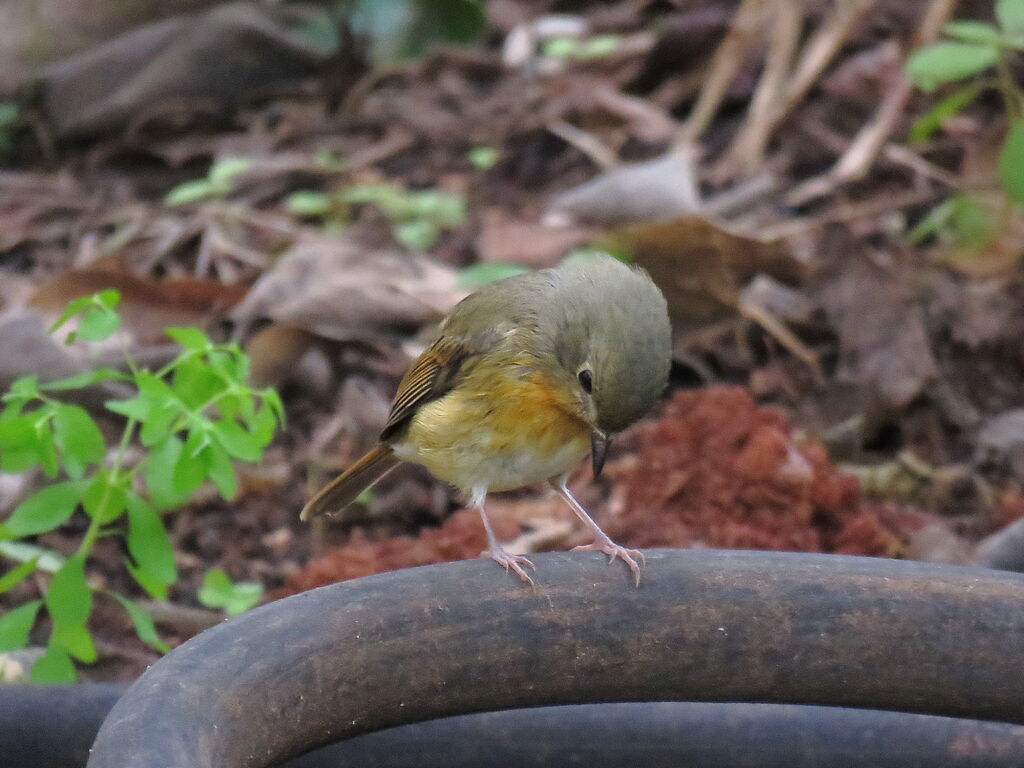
[591,431,610,478]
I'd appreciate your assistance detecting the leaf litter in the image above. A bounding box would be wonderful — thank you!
[2,0,1024,678]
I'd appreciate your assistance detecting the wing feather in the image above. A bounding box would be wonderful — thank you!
[381,335,475,439]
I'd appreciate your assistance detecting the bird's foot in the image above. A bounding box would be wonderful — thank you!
[486,544,535,585]
[573,535,645,586]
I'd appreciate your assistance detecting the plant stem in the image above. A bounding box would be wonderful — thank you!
[77,418,137,557]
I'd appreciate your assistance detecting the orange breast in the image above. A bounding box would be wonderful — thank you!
[396,365,591,493]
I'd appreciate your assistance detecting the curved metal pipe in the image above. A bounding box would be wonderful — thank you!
[6,685,1024,768]
[87,550,1024,768]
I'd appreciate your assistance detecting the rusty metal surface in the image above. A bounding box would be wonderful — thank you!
[87,550,1024,768]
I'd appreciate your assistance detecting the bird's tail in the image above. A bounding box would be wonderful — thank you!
[300,444,400,521]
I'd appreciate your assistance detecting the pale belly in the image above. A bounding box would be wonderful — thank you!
[391,386,591,495]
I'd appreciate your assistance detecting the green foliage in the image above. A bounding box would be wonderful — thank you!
[165,156,254,206]
[455,262,529,289]
[286,182,467,250]
[0,290,283,681]
[349,0,485,61]
[467,146,499,170]
[907,0,1024,239]
[198,569,263,615]
[0,101,20,153]
[542,34,622,61]
[906,192,1004,254]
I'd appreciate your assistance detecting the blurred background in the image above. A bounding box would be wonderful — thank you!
[3,0,1024,682]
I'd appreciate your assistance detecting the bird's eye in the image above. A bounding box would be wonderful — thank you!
[578,369,593,394]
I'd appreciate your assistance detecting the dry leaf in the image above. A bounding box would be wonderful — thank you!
[603,215,808,335]
[231,234,464,341]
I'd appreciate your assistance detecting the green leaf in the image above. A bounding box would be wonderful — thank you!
[6,375,40,402]
[209,347,249,385]
[146,436,184,508]
[82,472,128,524]
[35,423,59,479]
[0,541,65,573]
[394,219,440,250]
[0,558,37,595]
[125,493,176,594]
[0,599,42,652]
[942,20,1003,44]
[108,372,179,437]
[109,593,170,653]
[48,296,94,335]
[172,358,226,409]
[455,262,529,289]
[543,36,580,58]
[262,388,285,427]
[286,190,333,216]
[52,621,96,663]
[205,444,237,500]
[211,420,262,462]
[125,561,165,601]
[165,178,220,206]
[3,482,84,538]
[45,553,95,662]
[208,156,253,187]
[105,395,155,422]
[76,306,120,342]
[197,569,263,615]
[999,118,1024,203]
[909,82,986,142]
[252,401,277,447]
[998,0,1024,33]
[138,401,178,448]
[165,326,212,352]
[95,289,121,310]
[41,367,126,391]
[46,554,91,628]
[52,404,106,479]
[468,146,498,170]
[0,413,42,473]
[174,429,212,498]
[906,42,1000,91]
[31,640,76,683]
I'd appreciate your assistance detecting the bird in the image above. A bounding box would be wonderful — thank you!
[300,254,672,585]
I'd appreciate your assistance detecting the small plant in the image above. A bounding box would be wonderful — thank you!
[467,146,499,170]
[542,34,622,61]
[0,290,282,682]
[165,156,254,206]
[0,101,21,154]
[286,182,466,250]
[907,0,1024,208]
[197,569,263,616]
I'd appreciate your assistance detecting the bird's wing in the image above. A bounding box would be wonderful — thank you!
[380,334,480,439]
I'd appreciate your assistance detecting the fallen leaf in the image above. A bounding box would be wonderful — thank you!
[820,257,938,408]
[603,215,808,336]
[231,233,464,341]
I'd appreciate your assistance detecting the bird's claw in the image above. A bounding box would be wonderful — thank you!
[573,541,645,586]
[487,547,535,585]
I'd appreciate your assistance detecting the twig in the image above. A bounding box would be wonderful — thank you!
[739,299,824,382]
[675,0,771,148]
[786,0,959,205]
[137,600,222,633]
[778,0,880,121]
[761,186,941,239]
[716,0,806,178]
[546,120,619,169]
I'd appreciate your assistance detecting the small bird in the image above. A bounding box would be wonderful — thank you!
[300,254,671,585]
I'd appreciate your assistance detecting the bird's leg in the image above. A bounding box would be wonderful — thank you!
[475,495,534,585]
[551,480,645,586]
